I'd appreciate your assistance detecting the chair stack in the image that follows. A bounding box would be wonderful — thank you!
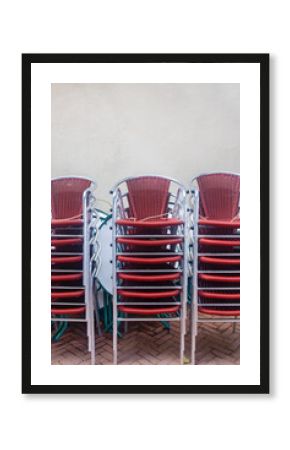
[191,172,240,364]
[51,176,99,364]
[111,176,188,364]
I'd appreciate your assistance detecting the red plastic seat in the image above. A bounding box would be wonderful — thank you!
[118,305,179,315]
[199,218,240,228]
[118,273,181,282]
[198,290,240,316]
[199,290,240,300]
[51,290,84,299]
[116,218,183,227]
[116,237,182,246]
[51,306,86,315]
[51,256,82,264]
[199,274,240,283]
[198,308,240,316]
[51,273,83,282]
[51,218,83,227]
[118,289,179,299]
[199,238,240,247]
[117,255,181,265]
[51,238,83,246]
[199,256,240,265]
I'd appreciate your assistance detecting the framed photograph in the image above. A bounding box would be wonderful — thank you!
[22,53,269,394]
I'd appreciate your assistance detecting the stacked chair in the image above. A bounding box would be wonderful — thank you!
[111,176,188,364]
[51,176,100,364]
[190,172,240,364]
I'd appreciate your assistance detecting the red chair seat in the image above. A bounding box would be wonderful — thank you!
[198,308,240,316]
[118,273,181,282]
[51,306,86,315]
[199,238,240,247]
[116,218,183,227]
[200,256,240,265]
[199,291,240,300]
[51,290,84,299]
[118,289,179,299]
[117,255,181,265]
[199,274,240,283]
[51,273,83,282]
[117,237,182,246]
[118,305,179,315]
[199,219,240,228]
[51,218,83,227]
[51,238,82,246]
[51,256,82,264]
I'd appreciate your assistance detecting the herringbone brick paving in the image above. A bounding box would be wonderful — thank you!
[51,318,240,365]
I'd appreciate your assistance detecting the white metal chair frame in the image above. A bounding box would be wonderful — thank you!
[51,176,101,365]
[111,175,189,365]
[190,172,240,365]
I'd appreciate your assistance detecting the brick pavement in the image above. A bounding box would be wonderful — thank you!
[51,318,240,365]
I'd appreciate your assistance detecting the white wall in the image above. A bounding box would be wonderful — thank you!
[52,83,239,206]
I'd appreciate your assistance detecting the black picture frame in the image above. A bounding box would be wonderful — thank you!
[22,53,269,394]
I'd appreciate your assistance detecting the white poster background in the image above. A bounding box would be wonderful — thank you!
[31,62,260,385]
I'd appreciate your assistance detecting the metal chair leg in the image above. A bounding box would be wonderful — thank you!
[95,305,102,337]
[113,303,118,365]
[90,313,96,365]
[191,302,196,364]
[180,313,185,364]
[124,313,128,333]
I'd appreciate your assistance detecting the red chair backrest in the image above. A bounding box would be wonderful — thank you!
[51,177,92,219]
[127,176,170,220]
[197,173,240,220]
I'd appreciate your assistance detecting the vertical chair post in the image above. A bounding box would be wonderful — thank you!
[89,278,96,365]
[90,208,102,338]
[83,189,91,355]
[112,190,118,365]
[191,189,199,365]
[83,187,97,364]
[180,199,188,364]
